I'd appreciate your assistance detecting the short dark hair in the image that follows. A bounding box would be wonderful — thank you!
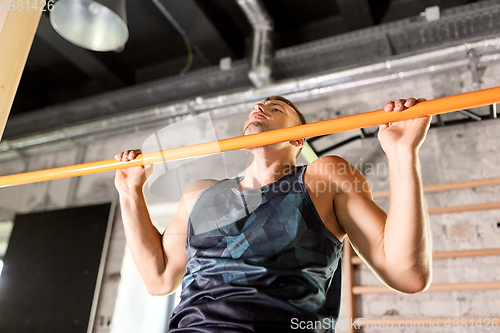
[265,96,307,126]
[264,96,306,158]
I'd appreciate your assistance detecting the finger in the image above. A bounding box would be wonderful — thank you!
[417,97,426,103]
[124,150,134,162]
[404,98,417,107]
[127,149,142,162]
[133,149,142,158]
[394,99,406,112]
[127,150,138,161]
[115,152,124,161]
[379,123,389,132]
[384,101,394,112]
[128,150,136,160]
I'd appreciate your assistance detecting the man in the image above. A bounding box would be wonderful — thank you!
[114,96,432,332]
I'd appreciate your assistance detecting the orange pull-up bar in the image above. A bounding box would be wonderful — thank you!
[0,86,499,188]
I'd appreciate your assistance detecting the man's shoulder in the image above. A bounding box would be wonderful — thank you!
[181,179,220,213]
[306,155,371,197]
[306,155,352,176]
[185,179,219,194]
[306,155,367,184]
[313,155,348,165]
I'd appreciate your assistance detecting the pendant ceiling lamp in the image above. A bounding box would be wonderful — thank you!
[49,0,128,52]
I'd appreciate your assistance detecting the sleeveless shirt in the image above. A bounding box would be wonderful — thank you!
[168,165,344,332]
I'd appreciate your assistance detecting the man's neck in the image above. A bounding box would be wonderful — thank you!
[238,145,297,190]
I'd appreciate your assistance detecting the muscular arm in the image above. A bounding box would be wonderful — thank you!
[321,98,432,294]
[115,149,216,295]
[330,154,431,294]
[119,190,188,296]
[383,151,431,291]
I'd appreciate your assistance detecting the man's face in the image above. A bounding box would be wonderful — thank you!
[242,100,300,136]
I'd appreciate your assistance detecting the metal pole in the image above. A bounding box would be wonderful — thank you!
[1,86,500,188]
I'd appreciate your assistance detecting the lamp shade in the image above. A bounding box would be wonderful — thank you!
[49,0,128,52]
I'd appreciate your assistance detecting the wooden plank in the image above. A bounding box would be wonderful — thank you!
[428,202,500,215]
[353,282,500,295]
[342,238,357,333]
[0,8,42,141]
[0,9,9,34]
[373,177,500,199]
[432,248,500,259]
[352,248,500,265]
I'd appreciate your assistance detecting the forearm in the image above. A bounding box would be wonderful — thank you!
[119,190,168,290]
[384,150,432,287]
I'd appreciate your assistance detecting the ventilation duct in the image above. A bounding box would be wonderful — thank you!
[1,37,500,159]
[236,0,273,88]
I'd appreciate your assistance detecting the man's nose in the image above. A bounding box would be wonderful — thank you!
[253,103,266,114]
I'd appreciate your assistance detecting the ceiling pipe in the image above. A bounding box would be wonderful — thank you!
[1,37,500,160]
[150,0,201,70]
[236,0,273,88]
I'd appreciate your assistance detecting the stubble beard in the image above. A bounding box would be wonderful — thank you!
[243,121,270,135]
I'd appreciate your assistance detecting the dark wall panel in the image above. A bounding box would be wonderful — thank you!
[0,203,112,333]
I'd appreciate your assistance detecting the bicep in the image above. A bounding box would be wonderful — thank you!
[160,197,190,292]
[334,190,388,273]
[310,155,388,266]
[160,179,218,291]
[318,155,399,287]
[161,214,189,290]
[328,158,395,285]
[334,183,429,293]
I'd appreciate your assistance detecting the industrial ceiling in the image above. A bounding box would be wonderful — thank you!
[5,0,500,145]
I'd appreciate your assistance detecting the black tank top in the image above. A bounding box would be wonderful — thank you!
[168,165,344,332]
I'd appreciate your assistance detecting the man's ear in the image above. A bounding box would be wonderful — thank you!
[290,138,305,148]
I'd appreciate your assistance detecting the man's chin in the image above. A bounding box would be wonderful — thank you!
[243,123,269,136]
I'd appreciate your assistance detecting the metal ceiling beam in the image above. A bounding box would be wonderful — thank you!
[3,61,252,139]
[336,0,374,30]
[274,0,500,79]
[35,15,129,88]
[155,0,236,64]
[3,37,500,157]
[5,1,500,141]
